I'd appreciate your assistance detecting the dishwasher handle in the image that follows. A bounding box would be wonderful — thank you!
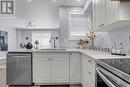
[96,67,117,87]
[7,55,31,58]
[7,53,31,58]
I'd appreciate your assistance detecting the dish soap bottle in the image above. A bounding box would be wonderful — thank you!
[119,43,124,54]
[111,42,117,54]
[127,36,130,56]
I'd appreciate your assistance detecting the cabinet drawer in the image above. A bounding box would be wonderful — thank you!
[51,53,69,57]
[87,59,96,78]
[33,53,52,57]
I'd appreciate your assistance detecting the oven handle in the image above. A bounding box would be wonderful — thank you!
[96,67,117,87]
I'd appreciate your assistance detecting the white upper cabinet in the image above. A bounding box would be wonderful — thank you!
[93,0,106,30]
[119,2,130,20]
[106,0,119,26]
[93,0,130,31]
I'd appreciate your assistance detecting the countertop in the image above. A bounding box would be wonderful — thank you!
[67,49,130,59]
[8,49,130,60]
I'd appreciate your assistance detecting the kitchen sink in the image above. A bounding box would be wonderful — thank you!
[39,48,66,51]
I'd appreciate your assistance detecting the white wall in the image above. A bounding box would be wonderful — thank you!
[0,0,59,29]
[16,29,59,49]
[0,0,59,59]
[94,27,130,53]
[0,27,16,59]
[109,27,130,51]
[94,32,111,48]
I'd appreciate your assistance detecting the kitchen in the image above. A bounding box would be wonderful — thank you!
[0,0,130,87]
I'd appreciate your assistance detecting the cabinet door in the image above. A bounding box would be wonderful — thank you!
[51,53,69,83]
[33,53,51,83]
[106,0,119,25]
[93,0,102,30]
[82,54,96,87]
[82,54,87,87]
[93,0,106,30]
[70,52,81,83]
[85,57,96,87]
[101,0,106,27]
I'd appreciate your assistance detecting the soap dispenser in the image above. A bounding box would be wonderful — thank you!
[127,36,130,56]
[119,42,124,54]
[111,42,117,54]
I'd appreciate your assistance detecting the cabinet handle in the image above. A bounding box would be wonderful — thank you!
[89,72,91,74]
[48,58,53,61]
[88,60,91,62]
[101,24,104,26]
[99,25,102,27]
[51,58,53,61]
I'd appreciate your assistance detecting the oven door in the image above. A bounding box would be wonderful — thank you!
[96,65,130,87]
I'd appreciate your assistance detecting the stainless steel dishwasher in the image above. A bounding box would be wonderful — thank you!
[6,52,33,86]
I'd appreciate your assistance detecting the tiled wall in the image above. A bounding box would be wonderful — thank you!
[16,29,59,49]
[109,27,130,51]
[94,27,130,53]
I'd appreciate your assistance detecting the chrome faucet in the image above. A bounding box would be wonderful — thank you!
[49,37,57,49]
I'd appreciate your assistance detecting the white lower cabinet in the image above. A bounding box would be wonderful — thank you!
[51,53,69,83]
[82,54,96,87]
[33,53,69,84]
[33,53,51,83]
[33,52,96,86]
[70,52,81,83]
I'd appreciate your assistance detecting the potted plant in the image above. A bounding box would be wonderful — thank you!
[34,40,39,49]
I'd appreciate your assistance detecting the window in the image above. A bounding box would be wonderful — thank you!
[68,13,91,40]
[32,32,51,49]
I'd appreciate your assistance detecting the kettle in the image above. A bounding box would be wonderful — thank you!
[26,42,33,49]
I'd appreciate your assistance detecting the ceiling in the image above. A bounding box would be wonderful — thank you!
[52,0,87,6]
[0,0,87,28]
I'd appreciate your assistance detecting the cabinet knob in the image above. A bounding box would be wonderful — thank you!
[99,25,102,27]
[48,58,53,61]
[88,60,91,62]
[101,24,104,26]
[51,58,53,61]
[89,72,91,74]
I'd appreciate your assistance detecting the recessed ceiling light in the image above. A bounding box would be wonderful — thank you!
[52,0,56,2]
[27,0,32,2]
[77,0,81,2]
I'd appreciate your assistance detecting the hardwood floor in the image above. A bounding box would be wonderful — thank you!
[0,68,7,87]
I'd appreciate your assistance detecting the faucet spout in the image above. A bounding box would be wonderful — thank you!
[49,37,56,49]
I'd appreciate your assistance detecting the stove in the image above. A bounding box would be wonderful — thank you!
[99,58,130,75]
[96,58,130,87]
